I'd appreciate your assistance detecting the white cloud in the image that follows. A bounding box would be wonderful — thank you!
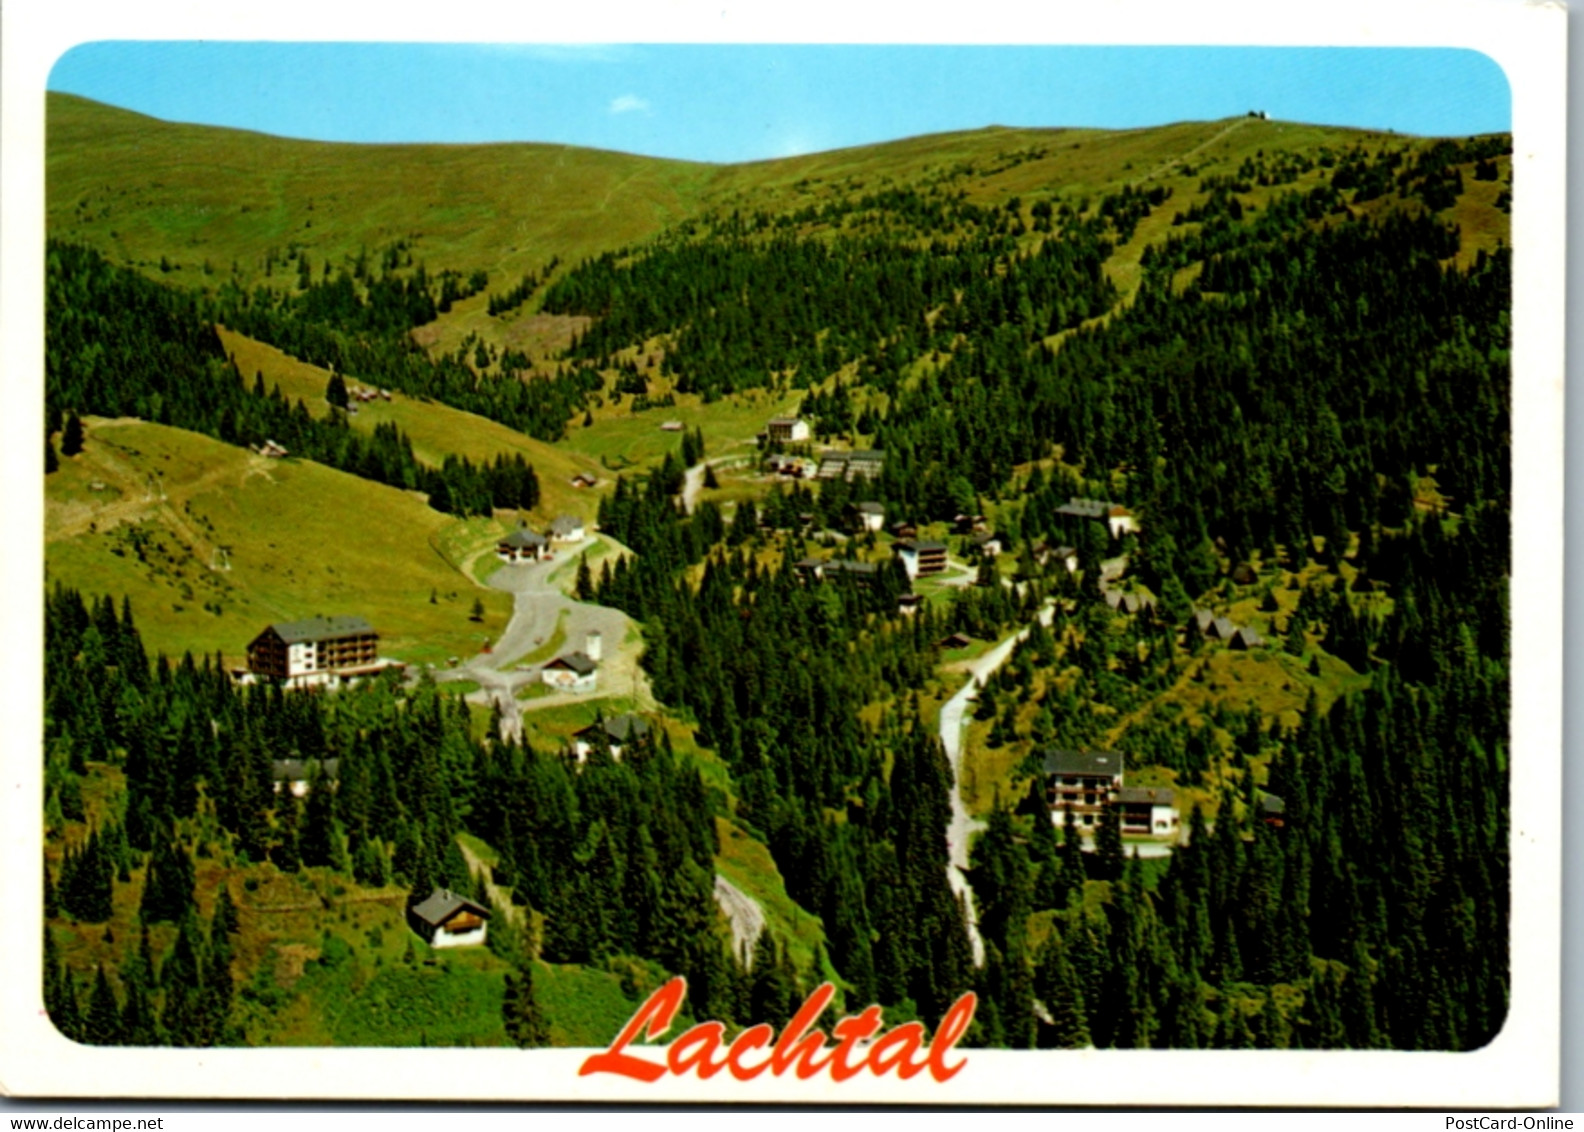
[609,94,650,115]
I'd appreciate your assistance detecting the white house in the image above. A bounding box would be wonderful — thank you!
[407,888,490,948]
[542,651,598,693]
[549,515,586,543]
[1107,505,1140,539]
[1117,786,1180,837]
[1056,498,1140,540]
[854,501,887,532]
[765,417,812,443]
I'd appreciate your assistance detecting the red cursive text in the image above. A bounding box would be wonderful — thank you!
[579,977,976,1084]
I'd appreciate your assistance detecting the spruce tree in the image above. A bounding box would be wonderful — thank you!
[1094,800,1125,882]
[85,966,123,1046]
[61,412,84,457]
[501,960,551,1048]
[1033,927,1092,1049]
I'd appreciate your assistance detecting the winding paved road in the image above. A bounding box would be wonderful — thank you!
[438,536,645,742]
[939,601,1058,968]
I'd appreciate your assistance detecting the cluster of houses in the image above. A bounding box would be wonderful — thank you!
[757,419,887,482]
[496,516,587,564]
[1040,748,1180,838]
[1190,608,1265,650]
[344,384,394,405]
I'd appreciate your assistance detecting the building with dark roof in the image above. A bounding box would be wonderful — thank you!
[1258,792,1287,827]
[1040,748,1126,829]
[1117,786,1179,836]
[572,714,651,762]
[542,651,598,693]
[816,449,885,482]
[764,417,811,444]
[851,500,887,532]
[1056,497,1139,539]
[498,526,552,563]
[247,616,380,687]
[1229,626,1265,650]
[793,557,827,584]
[895,539,948,579]
[407,888,490,948]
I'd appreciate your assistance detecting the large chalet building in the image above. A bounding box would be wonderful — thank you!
[894,539,948,579]
[246,616,381,688]
[1040,747,1179,837]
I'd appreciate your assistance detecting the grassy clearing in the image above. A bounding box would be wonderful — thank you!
[563,386,795,472]
[960,713,1030,819]
[45,418,511,666]
[517,698,646,751]
[323,948,512,1047]
[536,961,663,1047]
[217,328,604,523]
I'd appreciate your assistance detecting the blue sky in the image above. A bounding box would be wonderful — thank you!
[47,43,1511,164]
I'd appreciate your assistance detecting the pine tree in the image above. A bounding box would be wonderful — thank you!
[61,412,84,457]
[1094,800,1125,882]
[501,960,551,1048]
[85,966,123,1045]
[1033,927,1092,1049]
[140,838,195,923]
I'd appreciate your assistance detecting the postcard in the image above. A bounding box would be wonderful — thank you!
[0,0,1566,1108]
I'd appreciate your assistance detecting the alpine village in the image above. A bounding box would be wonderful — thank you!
[43,92,1510,1053]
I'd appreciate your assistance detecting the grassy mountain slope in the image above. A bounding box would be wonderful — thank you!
[215,327,604,521]
[45,417,512,666]
[53,92,1504,352]
[47,92,714,291]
